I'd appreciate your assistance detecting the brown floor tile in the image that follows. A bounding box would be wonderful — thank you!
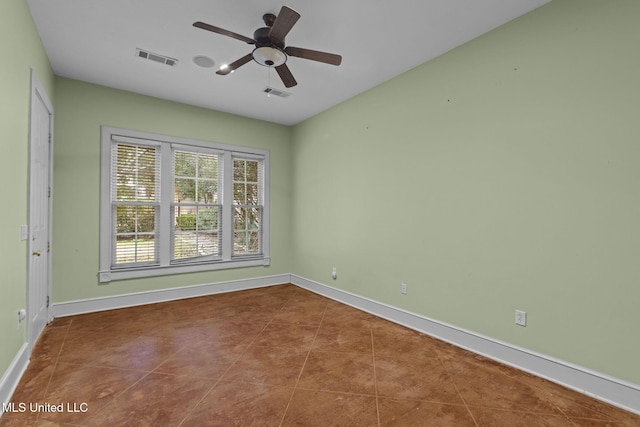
[271,298,328,326]
[57,332,179,371]
[297,350,376,395]
[180,380,293,427]
[321,304,377,329]
[378,398,476,426]
[470,407,574,426]
[3,284,639,427]
[29,325,68,364]
[166,316,268,345]
[0,418,36,427]
[35,421,77,427]
[282,389,378,427]
[565,418,639,427]
[545,386,640,426]
[252,322,320,350]
[312,323,373,354]
[152,335,249,379]
[38,362,147,424]
[222,345,309,387]
[80,372,212,426]
[7,358,54,405]
[375,352,463,404]
[442,355,564,415]
[373,322,440,358]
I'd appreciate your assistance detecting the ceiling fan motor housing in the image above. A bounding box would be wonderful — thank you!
[253,27,284,48]
[252,26,286,67]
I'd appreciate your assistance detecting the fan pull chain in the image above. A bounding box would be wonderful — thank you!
[267,67,272,97]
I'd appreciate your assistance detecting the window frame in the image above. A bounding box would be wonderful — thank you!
[99,126,270,283]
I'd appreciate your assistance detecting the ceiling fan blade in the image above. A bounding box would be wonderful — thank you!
[275,64,297,88]
[285,46,342,66]
[216,54,254,75]
[193,21,255,44]
[269,6,300,45]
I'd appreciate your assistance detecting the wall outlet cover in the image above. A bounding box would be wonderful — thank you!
[515,309,527,326]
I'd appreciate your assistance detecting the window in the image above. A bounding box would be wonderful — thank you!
[99,127,269,282]
[172,150,222,262]
[233,157,263,256]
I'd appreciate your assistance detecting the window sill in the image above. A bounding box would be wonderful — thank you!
[98,257,271,283]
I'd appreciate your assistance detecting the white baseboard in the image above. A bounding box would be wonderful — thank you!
[0,343,29,417]
[19,271,638,416]
[52,274,291,317]
[291,274,640,415]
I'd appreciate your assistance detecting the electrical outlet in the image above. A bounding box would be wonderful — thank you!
[17,309,26,329]
[332,267,337,280]
[401,283,407,294]
[515,309,526,327]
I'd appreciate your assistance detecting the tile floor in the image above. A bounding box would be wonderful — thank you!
[1,284,638,426]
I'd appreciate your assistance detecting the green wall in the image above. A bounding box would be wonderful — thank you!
[291,0,640,384]
[0,0,54,382]
[4,0,639,398]
[52,78,293,302]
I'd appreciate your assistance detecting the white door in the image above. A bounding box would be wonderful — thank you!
[28,71,53,350]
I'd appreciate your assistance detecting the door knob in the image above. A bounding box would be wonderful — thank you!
[32,251,41,257]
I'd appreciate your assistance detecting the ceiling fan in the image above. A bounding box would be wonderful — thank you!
[193,6,342,88]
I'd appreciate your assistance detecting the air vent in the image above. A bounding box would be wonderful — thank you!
[136,48,178,67]
[263,87,291,98]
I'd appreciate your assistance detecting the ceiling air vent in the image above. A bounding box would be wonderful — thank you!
[136,48,178,67]
[263,87,291,98]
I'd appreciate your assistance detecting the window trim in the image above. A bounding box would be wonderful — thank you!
[99,126,270,283]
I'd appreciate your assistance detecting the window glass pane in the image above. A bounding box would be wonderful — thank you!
[233,231,246,254]
[112,143,159,267]
[113,205,158,265]
[233,159,245,181]
[233,158,260,205]
[234,207,246,230]
[136,206,156,233]
[198,180,217,203]
[136,148,157,202]
[173,150,221,262]
[198,156,218,179]
[246,161,258,182]
[198,207,219,232]
[115,236,156,264]
[115,144,158,203]
[173,206,220,260]
[233,205,262,256]
[233,183,245,204]
[233,231,261,255]
[116,205,136,234]
[174,151,196,177]
[232,157,263,257]
[248,231,260,253]
[175,177,195,202]
[248,207,260,230]
[246,184,258,205]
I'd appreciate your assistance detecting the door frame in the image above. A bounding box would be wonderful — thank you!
[27,69,54,352]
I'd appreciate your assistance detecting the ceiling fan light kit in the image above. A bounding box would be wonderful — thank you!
[193,5,342,88]
[252,46,287,67]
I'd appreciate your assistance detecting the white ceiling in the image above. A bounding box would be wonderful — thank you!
[27,0,550,126]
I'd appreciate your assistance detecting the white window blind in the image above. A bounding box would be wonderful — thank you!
[172,149,223,262]
[232,157,264,257]
[110,141,160,268]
